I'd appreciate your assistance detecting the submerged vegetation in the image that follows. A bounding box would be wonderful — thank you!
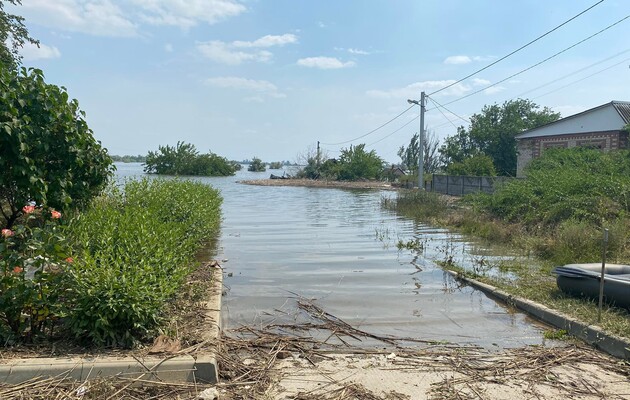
[297,143,384,181]
[144,141,238,176]
[384,147,630,339]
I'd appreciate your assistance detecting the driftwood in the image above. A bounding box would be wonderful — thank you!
[2,297,629,399]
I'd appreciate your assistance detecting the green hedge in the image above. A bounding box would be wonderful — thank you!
[67,178,222,346]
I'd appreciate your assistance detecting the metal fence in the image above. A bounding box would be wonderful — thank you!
[429,174,515,196]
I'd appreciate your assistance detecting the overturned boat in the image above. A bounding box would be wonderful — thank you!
[552,263,630,309]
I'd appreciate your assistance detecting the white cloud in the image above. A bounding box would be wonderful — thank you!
[19,0,138,37]
[197,41,272,65]
[444,55,493,65]
[232,34,298,48]
[367,80,471,99]
[18,0,246,36]
[444,55,471,65]
[20,42,61,61]
[297,57,356,69]
[348,48,370,55]
[484,86,505,94]
[243,96,265,103]
[205,77,277,91]
[472,78,491,86]
[133,0,246,28]
[318,21,327,28]
[164,43,174,52]
[197,34,297,65]
[205,76,286,99]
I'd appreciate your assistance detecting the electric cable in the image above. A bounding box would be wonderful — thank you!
[439,14,630,107]
[366,115,419,147]
[428,98,460,130]
[532,56,630,100]
[427,96,470,124]
[429,0,606,96]
[515,47,630,98]
[320,105,414,146]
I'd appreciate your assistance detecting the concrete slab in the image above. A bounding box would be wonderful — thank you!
[0,262,223,384]
[446,270,630,360]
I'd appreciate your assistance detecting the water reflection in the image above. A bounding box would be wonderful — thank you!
[115,163,547,348]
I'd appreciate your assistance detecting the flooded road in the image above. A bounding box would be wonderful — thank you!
[116,163,548,348]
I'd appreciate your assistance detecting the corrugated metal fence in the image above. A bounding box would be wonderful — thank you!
[429,174,515,196]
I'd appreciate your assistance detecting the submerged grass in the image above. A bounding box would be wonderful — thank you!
[386,186,630,340]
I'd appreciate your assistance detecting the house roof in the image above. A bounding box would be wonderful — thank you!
[515,101,630,140]
[614,101,630,124]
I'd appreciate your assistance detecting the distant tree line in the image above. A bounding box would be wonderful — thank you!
[111,154,146,163]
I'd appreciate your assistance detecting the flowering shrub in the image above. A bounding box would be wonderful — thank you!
[0,206,71,341]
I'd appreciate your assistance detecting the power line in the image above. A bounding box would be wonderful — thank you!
[366,115,419,147]
[427,96,470,124]
[428,98,459,129]
[429,0,605,96]
[439,14,630,107]
[532,56,630,100]
[320,105,414,146]
[515,47,630,98]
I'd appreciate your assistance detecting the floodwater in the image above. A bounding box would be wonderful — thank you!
[115,163,549,348]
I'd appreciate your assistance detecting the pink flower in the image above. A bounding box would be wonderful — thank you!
[13,266,23,274]
[1,229,13,238]
[51,210,61,219]
[65,257,73,264]
[22,205,35,214]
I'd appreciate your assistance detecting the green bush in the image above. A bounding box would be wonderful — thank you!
[66,178,222,347]
[472,148,630,227]
[144,141,236,176]
[337,144,384,181]
[247,157,266,172]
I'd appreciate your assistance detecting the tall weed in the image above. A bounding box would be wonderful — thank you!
[67,178,221,347]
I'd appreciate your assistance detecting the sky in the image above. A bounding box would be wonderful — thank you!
[9,0,630,163]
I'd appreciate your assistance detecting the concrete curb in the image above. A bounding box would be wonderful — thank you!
[446,270,630,360]
[0,263,223,385]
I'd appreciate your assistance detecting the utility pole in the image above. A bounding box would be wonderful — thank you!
[407,91,426,189]
[317,141,321,167]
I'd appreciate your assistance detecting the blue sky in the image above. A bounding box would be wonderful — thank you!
[11,0,630,163]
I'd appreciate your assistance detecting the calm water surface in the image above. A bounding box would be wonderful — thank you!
[116,163,549,348]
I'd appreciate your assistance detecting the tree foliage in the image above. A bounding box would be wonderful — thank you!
[336,144,384,181]
[0,67,114,229]
[144,141,237,176]
[0,0,38,70]
[398,129,441,174]
[446,154,496,176]
[439,99,560,176]
[247,157,266,172]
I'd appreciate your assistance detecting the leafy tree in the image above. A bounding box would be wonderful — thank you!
[0,67,114,229]
[0,1,39,69]
[439,126,478,165]
[446,154,496,176]
[247,157,266,172]
[439,99,560,176]
[398,129,441,174]
[144,141,237,176]
[269,161,283,169]
[337,144,384,181]
[295,144,328,179]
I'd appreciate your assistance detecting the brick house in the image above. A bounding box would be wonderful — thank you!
[515,101,630,177]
